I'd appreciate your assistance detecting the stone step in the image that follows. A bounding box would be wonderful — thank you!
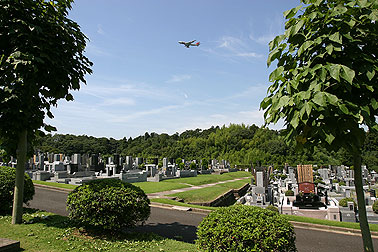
[0,238,20,252]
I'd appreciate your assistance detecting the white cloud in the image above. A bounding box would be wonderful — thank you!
[166,74,192,83]
[236,52,263,58]
[249,34,276,45]
[203,35,264,61]
[101,97,135,106]
[97,24,105,35]
[109,104,184,123]
[85,43,112,57]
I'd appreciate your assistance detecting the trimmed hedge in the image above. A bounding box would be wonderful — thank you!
[67,179,150,231]
[373,200,378,214]
[285,189,294,196]
[339,197,357,208]
[196,205,296,252]
[0,166,35,214]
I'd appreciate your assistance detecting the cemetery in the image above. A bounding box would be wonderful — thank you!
[3,152,378,224]
[237,164,378,224]
[0,153,236,186]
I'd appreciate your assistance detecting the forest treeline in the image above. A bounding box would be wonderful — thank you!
[35,124,378,171]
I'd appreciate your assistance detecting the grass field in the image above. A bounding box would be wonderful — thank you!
[168,179,250,203]
[131,181,190,194]
[162,171,251,186]
[32,171,252,195]
[285,214,378,232]
[33,180,77,190]
[0,209,196,252]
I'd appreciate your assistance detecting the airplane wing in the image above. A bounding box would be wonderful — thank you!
[189,40,196,43]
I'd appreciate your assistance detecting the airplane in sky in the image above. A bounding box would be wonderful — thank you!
[178,40,200,48]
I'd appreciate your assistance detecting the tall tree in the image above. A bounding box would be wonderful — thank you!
[0,0,92,224]
[260,0,377,251]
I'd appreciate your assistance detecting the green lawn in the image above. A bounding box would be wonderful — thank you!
[0,209,196,252]
[32,171,251,195]
[162,171,251,186]
[285,214,378,232]
[168,179,250,203]
[33,180,77,190]
[132,181,190,194]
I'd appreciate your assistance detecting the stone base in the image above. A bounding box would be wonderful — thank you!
[0,238,20,252]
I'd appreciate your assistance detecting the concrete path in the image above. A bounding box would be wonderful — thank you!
[147,176,251,199]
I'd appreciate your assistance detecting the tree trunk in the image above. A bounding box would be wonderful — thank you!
[11,129,27,224]
[353,152,374,252]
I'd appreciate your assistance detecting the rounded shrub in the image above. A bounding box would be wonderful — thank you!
[0,166,35,214]
[339,197,357,208]
[285,189,294,196]
[373,201,378,214]
[196,205,296,252]
[67,178,150,231]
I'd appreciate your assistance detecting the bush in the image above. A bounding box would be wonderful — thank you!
[266,204,279,213]
[373,200,378,214]
[285,189,294,196]
[339,197,357,208]
[196,205,296,252]
[0,166,35,214]
[67,179,150,231]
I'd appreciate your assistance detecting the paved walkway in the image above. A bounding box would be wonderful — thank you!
[147,177,251,199]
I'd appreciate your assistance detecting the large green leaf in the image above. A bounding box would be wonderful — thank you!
[367,70,375,81]
[298,41,314,57]
[269,66,284,82]
[329,32,342,44]
[325,93,339,106]
[283,5,302,19]
[325,132,335,144]
[340,65,355,84]
[313,92,326,106]
[328,64,341,82]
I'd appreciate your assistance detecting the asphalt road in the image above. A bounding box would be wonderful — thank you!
[28,186,378,251]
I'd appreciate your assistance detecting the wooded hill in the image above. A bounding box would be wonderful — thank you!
[35,124,378,171]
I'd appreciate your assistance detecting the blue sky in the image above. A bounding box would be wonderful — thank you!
[46,0,301,139]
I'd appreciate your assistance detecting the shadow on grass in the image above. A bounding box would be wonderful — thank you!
[22,207,189,244]
[134,222,198,243]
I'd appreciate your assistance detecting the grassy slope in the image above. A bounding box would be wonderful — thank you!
[33,180,77,190]
[0,209,196,252]
[169,179,250,203]
[131,181,189,194]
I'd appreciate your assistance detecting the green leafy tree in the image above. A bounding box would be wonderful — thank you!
[201,158,209,170]
[261,0,377,250]
[0,0,92,224]
[189,162,197,170]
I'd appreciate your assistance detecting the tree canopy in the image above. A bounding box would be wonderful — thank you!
[0,0,92,155]
[261,0,377,250]
[261,0,377,153]
[0,0,92,224]
[32,124,378,170]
